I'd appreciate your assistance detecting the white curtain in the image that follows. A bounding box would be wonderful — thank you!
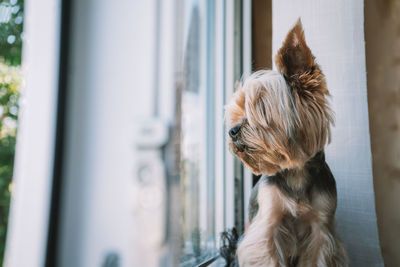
[272,1,384,266]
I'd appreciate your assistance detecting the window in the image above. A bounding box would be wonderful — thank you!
[179,3,217,266]
[3,1,254,266]
[178,0,251,265]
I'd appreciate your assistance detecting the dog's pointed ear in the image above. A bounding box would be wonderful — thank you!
[275,19,314,77]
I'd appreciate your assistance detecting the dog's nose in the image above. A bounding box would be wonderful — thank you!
[229,125,241,139]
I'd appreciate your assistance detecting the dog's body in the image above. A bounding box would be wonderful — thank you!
[240,151,346,267]
[223,20,348,266]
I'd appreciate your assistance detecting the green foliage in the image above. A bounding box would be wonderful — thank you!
[0,0,23,263]
[0,63,20,264]
[0,0,24,66]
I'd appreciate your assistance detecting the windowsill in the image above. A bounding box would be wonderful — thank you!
[207,256,226,267]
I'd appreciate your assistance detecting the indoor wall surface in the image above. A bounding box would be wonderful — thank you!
[365,1,400,266]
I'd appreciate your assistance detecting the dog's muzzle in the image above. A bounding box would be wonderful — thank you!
[229,125,245,152]
[233,141,245,152]
[229,125,241,140]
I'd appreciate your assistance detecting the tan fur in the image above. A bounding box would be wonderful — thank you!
[297,188,347,267]
[237,184,283,266]
[225,70,305,175]
[238,179,347,267]
[225,36,334,175]
[225,19,348,267]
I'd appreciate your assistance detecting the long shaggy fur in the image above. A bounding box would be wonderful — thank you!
[223,19,348,266]
[225,70,300,175]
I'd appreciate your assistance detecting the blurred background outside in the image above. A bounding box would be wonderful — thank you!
[0,0,23,264]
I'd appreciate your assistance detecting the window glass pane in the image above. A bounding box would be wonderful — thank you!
[179,3,217,266]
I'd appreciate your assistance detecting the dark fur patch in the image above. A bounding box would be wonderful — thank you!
[248,150,337,220]
[219,228,239,267]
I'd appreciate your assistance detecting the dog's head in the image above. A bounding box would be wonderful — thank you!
[225,20,333,175]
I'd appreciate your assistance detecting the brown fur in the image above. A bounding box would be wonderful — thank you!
[225,20,348,266]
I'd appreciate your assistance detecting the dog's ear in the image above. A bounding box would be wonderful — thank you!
[275,19,334,158]
[275,19,314,77]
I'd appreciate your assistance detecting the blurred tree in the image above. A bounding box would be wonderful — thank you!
[0,63,20,265]
[0,0,24,66]
[0,0,23,263]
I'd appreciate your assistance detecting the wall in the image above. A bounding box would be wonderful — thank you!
[365,1,400,266]
[252,0,272,71]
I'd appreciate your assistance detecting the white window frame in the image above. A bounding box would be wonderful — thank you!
[4,0,62,266]
[223,0,253,231]
[180,1,253,265]
[241,0,253,225]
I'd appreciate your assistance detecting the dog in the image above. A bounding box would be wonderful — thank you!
[222,20,348,267]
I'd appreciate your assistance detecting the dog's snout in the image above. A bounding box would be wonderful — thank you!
[229,125,241,139]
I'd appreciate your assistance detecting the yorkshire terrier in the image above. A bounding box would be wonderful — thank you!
[222,20,348,267]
